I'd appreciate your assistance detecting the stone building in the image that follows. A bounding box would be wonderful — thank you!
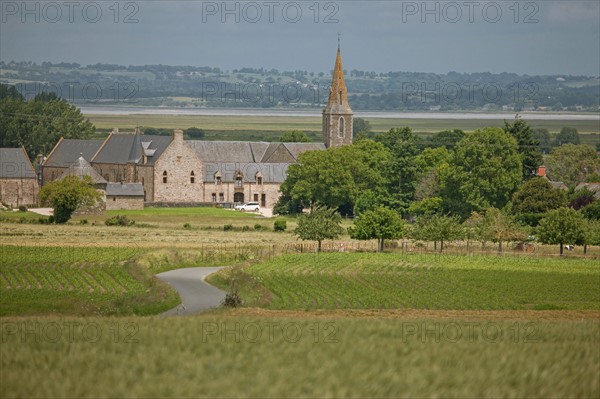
[0,147,39,208]
[106,182,145,210]
[41,45,353,208]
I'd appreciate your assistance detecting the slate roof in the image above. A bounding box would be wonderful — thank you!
[106,182,144,197]
[43,139,103,168]
[93,133,171,165]
[58,156,107,184]
[187,141,324,163]
[203,162,289,183]
[575,182,600,199]
[0,148,36,179]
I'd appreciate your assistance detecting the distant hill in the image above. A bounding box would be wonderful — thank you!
[1,61,598,112]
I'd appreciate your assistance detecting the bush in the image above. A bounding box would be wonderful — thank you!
[222,291,243,307]
[105,215,135,226]
[242,225,250,232]
[18,205,27,212]
[48,215,55,224]
[223,224,233,231]
[274,219,287,232]
[79,219,88,225]
[183,223,192,229]
[254,223,265,231]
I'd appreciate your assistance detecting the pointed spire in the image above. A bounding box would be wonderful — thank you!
[326,40,350,108]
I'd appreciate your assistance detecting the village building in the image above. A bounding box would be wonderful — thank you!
[41,45,353,209]
[105,182,145,210]
[0,147,39,208]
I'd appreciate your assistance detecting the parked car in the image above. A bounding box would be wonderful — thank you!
[234,202,260,212]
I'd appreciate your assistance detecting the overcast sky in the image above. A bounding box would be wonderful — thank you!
[1,1,599,76]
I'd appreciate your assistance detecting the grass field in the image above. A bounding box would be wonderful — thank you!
[0,245,178,316]
[86,113,600,138]
[208,253,600,311]
[1,314,598,398]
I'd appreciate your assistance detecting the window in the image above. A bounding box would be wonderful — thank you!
[162,171,168,183]
[212,193,217,202]
[339,90,343,105]
[261,194,266,207]
[254,194,259,202]
[219,193,224,202]
[338,117,345,138]
[215,172,222,185]
[235,173,243,188]
[256,173,263,186]
[234,192,244,203]
[190,171,195,184]
[113,197,116,202]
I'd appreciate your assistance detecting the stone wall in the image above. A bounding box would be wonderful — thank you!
[201,181,281,208]
[106,196,144,211]
[0,178,39,207]
[153,130,204,202]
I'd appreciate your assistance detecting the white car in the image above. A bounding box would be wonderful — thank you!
[235,202,260,212]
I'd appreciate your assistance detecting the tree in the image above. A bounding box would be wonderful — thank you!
[409,214,462,253]
[441,127,522,218]
[556,127,580,146]
[39,176,102,224]
[280,130,311,143]
[0,83,24,101]
[537,208,587,255]
[481,208,527,255]
[569,188,596,210]
[374,127,422,212]
[504,116,542,180]
[511,177,566,225]
[532,128,552,154]
[581,201,600,220]
[0,92,95,160]
[185,127,205,139]
[546,144,600,187]
[352,118,372,136]
[276,140,392,215]
[428,129,465,149]
[348,206,404,252]
[293,206,344,252]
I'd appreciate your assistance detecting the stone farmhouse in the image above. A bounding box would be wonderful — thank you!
[0,147,39,208]
[40,45,354,209]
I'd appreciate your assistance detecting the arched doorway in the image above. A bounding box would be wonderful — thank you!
[234,192,244,203]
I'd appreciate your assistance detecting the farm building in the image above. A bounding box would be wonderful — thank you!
[105,182,145,210]
[40,45,353,208]
[0,147,39,208]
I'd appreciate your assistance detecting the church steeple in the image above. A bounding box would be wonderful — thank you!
[323,38,353,148]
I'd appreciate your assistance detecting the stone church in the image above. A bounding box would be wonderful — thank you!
[40,45,353,208]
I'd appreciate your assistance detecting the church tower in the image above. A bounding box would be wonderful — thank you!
[323,39,353,147]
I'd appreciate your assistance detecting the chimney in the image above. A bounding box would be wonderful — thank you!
[537,166,546,177]
[172,129,184,142]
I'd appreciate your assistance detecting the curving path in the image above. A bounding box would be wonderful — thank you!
[156,267,227,316]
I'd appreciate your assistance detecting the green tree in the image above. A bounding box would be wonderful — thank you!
[442,127,522,218]
[556,127,580,146]
[581,201,600,220]
[0,91,94,159]
[348,206,404,252]
[409,214,462,253]
[39,176,102,224]
[280,130,311,143]
[293,206,344,252]
[503,116,542,179]
[0,83,24,101]
[569,188,596,210]
[546,144,600,187]
[277,140,392,215]
[428,129,465,149]
[532,128,552,154]
[481,208,527,255]
[511,177,566,225]
[537,208,587,255]
[374,127,422,212]
[185,127,205,139]
[352,118,372,136]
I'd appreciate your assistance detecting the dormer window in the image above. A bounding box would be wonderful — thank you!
[190,171,195,184]
[215,172,222,185]
[235,172,243,188]
[162,171,168,183]
[256,172,263,186]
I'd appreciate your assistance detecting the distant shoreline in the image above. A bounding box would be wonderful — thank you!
[80,106,600,121]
